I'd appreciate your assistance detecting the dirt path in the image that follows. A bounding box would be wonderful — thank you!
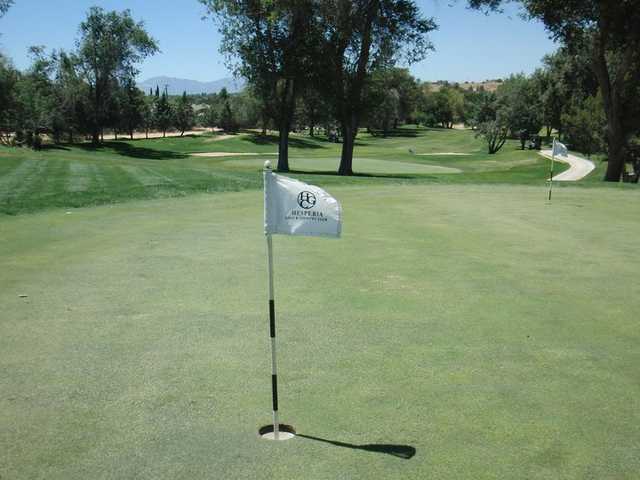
[539,150,596,181]
[102,128,221,141]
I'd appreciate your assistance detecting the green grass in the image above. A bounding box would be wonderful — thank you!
[0,127,577,215]
[1,185,639,479]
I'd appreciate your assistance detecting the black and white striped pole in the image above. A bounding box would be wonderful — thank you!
[260,161,295,441]
[548,138,556,201]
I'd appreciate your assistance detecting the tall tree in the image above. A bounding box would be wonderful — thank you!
[174,91,195,136]
[154,89,173,137]
[468,0,640,181]
[120,78,146,139]
[0,54,19,144]
[494,73,542,137]
[51,51,89,143]
[317,0,436,175]
[201,0,318,171]
[76,7,158,144]
[14,46,57,149]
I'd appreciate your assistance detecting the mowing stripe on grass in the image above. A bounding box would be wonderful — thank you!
[66,162,92,192]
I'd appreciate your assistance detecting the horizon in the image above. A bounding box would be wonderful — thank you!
[0,0,557,84]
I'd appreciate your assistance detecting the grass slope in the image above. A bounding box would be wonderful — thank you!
[0,127,571,215]
[1,185,639,479]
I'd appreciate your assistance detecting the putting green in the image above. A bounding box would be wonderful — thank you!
[220,156,462,174]
[1,185,639,479]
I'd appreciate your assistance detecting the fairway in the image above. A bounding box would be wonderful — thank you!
[221,156,462,174]
[2,184,639,479]
[0,128,570,215]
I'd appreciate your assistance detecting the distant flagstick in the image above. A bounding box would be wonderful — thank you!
[548,138,568,201]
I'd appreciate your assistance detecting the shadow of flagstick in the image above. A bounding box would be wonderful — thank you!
[296,434,416,459]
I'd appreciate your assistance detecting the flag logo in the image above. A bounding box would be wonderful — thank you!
[297,191,317,209]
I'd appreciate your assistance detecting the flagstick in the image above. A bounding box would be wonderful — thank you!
[264,164,280,440]
[548,138,556,201]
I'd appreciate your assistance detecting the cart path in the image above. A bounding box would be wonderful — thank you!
[539,150,596,181]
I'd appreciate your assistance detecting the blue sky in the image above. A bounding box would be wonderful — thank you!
[0,0,557,82]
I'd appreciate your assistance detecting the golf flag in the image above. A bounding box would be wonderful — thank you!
[261,161,342,441]
[264,165,342,238]
[552,139,568,157]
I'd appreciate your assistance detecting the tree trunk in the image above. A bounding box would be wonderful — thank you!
[591,28,628,182]
[276,78,296,172]
[145,128,149,139]
[338,117,356,175]
[309,123,314,137]
[277,127,290,171]
[604,116,626,181]
[114,130,118,140]
[130,130,134,140]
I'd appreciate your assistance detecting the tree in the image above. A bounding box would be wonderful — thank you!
[174,91,195,136]
[0,54,19,144]
[562,92,606,157]
[468,0,640,181]
[51,51,89,143]
[154,90,173,137]
[317,0,436,175]
[476,119,508,154]
[365,67,421,133]
[299,87,330,137]
[201,0,318,171]
[217,87,236,132]
[76,7,158,144]
[494,73,542,138]
[13,46,57,149]
[141,95,154,139]
[464,89,496,129]
[120,79,146,139]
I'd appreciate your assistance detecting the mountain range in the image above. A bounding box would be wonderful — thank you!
[137,76,246,95]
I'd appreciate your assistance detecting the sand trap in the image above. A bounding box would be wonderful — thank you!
[416,152,472,156]
[191,152,278,157]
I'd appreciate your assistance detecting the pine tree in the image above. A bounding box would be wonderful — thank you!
[154,90,173,137]
[174,91,195,136]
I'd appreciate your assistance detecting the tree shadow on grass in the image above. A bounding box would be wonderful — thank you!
[41,144,71,151]
[76,141,188,160]
[284,169,416,179]
[296,434,416,459]
[368,128,421,138]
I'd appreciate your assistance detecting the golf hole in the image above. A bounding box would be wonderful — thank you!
[259,424,296,441]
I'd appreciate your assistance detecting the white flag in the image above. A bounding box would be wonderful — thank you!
[552,139,568,157]
[264,167,342,238]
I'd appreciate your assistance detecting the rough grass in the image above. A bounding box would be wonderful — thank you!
[1,185,639,479]
[0,127,577,215]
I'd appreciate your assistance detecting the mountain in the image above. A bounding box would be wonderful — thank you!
[137,76,246,95]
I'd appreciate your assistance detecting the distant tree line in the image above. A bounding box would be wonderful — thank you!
[3,1,637,182]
